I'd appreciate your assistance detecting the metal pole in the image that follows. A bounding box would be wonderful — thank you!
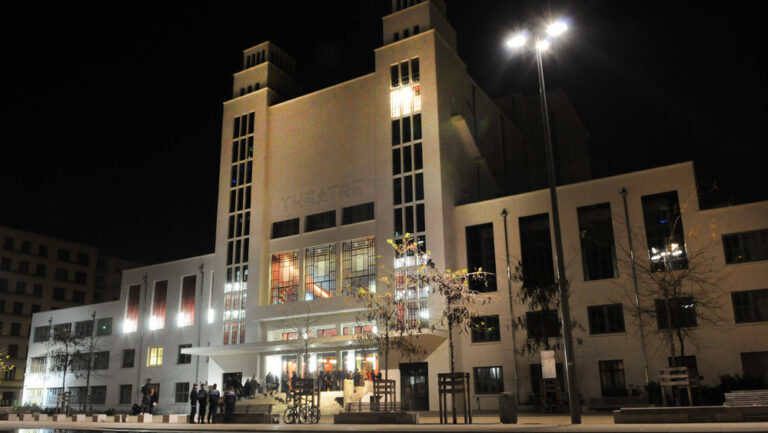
[135,274,148,404]
[535,35,581,424]
[620,188,650,385]
[501,209,520,401]
[195,263,205,385]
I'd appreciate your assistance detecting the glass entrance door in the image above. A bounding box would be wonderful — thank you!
[222,372,242,390]
[400,362,429,410]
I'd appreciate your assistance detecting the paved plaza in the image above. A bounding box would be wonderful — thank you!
[2,413,768,432]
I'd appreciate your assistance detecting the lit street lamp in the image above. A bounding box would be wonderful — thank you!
[506,20,582,424]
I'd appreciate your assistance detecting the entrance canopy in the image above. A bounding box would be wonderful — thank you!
[182,332,445,358]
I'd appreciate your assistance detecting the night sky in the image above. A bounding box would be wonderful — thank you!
[2,1,766,264]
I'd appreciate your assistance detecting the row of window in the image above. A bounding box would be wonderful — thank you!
[29,352,767,404]
[28,351,110,373]
[32,318,113,343]
[28,380,195,407]
[392,115,422,146]
[390,58,419,89]
[123,276,197,333]
[0,299,42,316]
[393,0,423,12]
[393,25,420,42]
[231,136,254,163]
[0,259,46,277]
[2,237,90,265]
[270,237,376,304]
[466,191,690,291]
[271,202,375,239]
[1,260,81,286]
[0,278,44,297]
[0,320,23,337]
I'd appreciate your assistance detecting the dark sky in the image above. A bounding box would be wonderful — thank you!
[2,1,766,264]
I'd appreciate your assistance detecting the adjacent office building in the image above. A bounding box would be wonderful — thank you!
[21,0,768,413]
[0,226,138,406]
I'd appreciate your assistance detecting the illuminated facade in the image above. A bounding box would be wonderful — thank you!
[21,0,768,413]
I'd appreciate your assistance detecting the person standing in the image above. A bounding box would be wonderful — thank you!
[223,387,237,423]
[149,387,159,414]
[189,383,198,423]
[197,384,208,424]
[207,384,220,424]
[243,378,251,401]
[140,378,152,414]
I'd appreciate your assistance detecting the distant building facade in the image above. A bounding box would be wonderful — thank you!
[20,0,768,413]
[0,226,137,406]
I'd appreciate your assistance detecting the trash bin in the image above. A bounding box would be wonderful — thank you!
[498,392,517,424]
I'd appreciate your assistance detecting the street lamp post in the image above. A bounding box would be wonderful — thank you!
[507,21,582,424]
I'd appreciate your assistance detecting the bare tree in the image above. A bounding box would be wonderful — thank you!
[626,233,725,366]
[398,235,489,374]
[0,329,15,386]
[353,284,424,380]
[613,189,728,370]
[510,262,582,355]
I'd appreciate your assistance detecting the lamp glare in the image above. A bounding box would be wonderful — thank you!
[547,20,568,37]
[506,33,528,48]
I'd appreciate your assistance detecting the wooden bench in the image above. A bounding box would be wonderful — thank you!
[233,404,277,423]
[725,390,768,407]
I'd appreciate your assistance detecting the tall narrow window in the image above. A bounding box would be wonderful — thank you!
[578,203,618,281]
[271,251,299,304]
[125,284,140,333]
[519,214,555,288]
[465,223,497,292]
[342,237,376,294]
[392,120,401,146]
[305,244,337,300]
[179,275,196,327]
[642,191,688,271]
[151,281,168,330]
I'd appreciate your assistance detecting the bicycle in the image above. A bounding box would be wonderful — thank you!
[282,403,320,424]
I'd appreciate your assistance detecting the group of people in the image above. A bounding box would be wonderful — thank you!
[237,377,261,399]
[262,368,382,397]
[138,368,382,422]
[189,382,238,423]
[140,378,237,424]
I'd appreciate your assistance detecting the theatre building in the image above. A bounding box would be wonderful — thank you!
[22,0,768,413]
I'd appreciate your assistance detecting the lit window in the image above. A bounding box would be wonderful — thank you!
[401,86,413,115]
[178,275,196,327]
[390,90,401,118]
[271,251,299,304]
[124,285,140,334]
[146,346,163,367]
[305,244,336,300]
[150,281,168,330]
[342,237,375,294]
[390,85,421,119]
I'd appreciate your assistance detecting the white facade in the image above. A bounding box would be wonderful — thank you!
[22,0,768,412]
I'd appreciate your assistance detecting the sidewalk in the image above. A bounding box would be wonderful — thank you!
[1,413,768,432]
